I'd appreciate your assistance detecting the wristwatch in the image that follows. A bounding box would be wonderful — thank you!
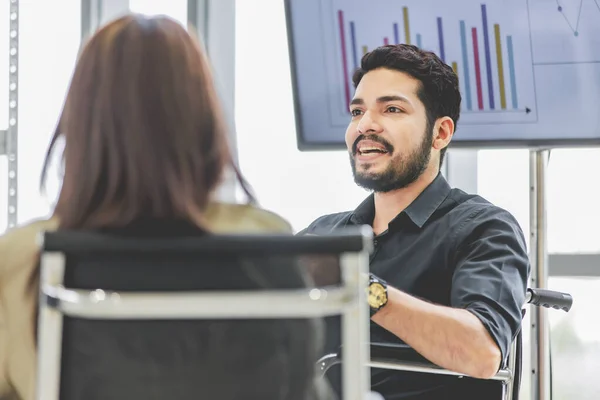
[368,273,388,316]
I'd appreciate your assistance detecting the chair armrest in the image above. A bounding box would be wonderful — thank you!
[367,343,512,382]
[317,343,512,382]
[526,288,573,312]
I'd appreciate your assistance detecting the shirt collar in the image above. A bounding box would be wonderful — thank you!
[349,173,451,229]
[403,173,451,228]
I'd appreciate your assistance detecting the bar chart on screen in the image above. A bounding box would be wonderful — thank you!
[320,0,538,126]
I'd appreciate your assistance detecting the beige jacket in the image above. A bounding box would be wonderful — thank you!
[0,203,292,400]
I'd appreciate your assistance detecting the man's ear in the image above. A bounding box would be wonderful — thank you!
[432,117,454,151]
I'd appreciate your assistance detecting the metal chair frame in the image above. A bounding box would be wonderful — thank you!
[35,229,374,400]
[317,288,573,400]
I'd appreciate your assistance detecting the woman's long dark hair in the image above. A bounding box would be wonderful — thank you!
[40,14,254,230]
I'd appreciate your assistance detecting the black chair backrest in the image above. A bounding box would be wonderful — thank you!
[37,230,368,400]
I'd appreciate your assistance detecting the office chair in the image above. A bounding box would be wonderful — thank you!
[36,228,373,400]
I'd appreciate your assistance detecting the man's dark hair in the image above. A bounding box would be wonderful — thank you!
[352,44,461,168]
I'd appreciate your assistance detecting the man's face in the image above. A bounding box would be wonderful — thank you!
[346,68,433,193]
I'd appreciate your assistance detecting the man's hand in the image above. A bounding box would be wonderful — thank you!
[371,285,502,379]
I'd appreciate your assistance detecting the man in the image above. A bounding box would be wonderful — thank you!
[301,44,530,399]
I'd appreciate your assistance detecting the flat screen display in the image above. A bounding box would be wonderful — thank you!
[285,0,600,149]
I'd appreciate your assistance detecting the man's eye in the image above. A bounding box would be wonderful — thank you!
[351,109,363,116]
[387,106,402,113]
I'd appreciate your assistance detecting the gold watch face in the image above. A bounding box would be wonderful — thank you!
[368,282,387,308]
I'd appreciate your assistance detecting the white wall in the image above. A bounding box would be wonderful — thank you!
[235,0,369,232]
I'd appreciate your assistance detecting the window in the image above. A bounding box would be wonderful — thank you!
[477,149,530,247]
[546,149,600,254]
[10,1,80,227]
[518,277,600,400]
[479,150,600,399]
[0,0,9,232]
[548,277,600,400]
[128,0,187,26]
[235,0,368,232]
[0,0,8,127]
[478,148,600,254]
[0,158,6,232]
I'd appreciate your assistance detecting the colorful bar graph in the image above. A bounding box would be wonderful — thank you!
[335,3,522,115]
[481,4,495,109]
[494,24,507,109]
[472,27,484,110]
[337,10,351,110]
[350,21,358,70]
[459,21,472,110]
[403,7,411,44]
[437,17,445,62]
[506,35,518,109]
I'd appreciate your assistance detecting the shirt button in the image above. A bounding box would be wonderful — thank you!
[373,239,379,247]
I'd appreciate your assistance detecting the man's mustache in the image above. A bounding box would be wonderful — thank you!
[352,135,394,154]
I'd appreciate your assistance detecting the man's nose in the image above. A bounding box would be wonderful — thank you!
[357,111,383,134]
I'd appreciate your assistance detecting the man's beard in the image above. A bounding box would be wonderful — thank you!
[349,127,433,193]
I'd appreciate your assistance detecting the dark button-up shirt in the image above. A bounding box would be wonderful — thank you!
[301,174,530,399]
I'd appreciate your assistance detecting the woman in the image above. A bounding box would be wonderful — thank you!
[0,14,325,400]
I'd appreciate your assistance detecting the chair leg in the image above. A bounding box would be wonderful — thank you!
[504,337,520,400]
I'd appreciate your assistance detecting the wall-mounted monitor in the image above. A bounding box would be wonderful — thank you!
[285,0,600,149]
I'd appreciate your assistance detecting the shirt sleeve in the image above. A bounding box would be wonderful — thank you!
[450,205,530,366]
